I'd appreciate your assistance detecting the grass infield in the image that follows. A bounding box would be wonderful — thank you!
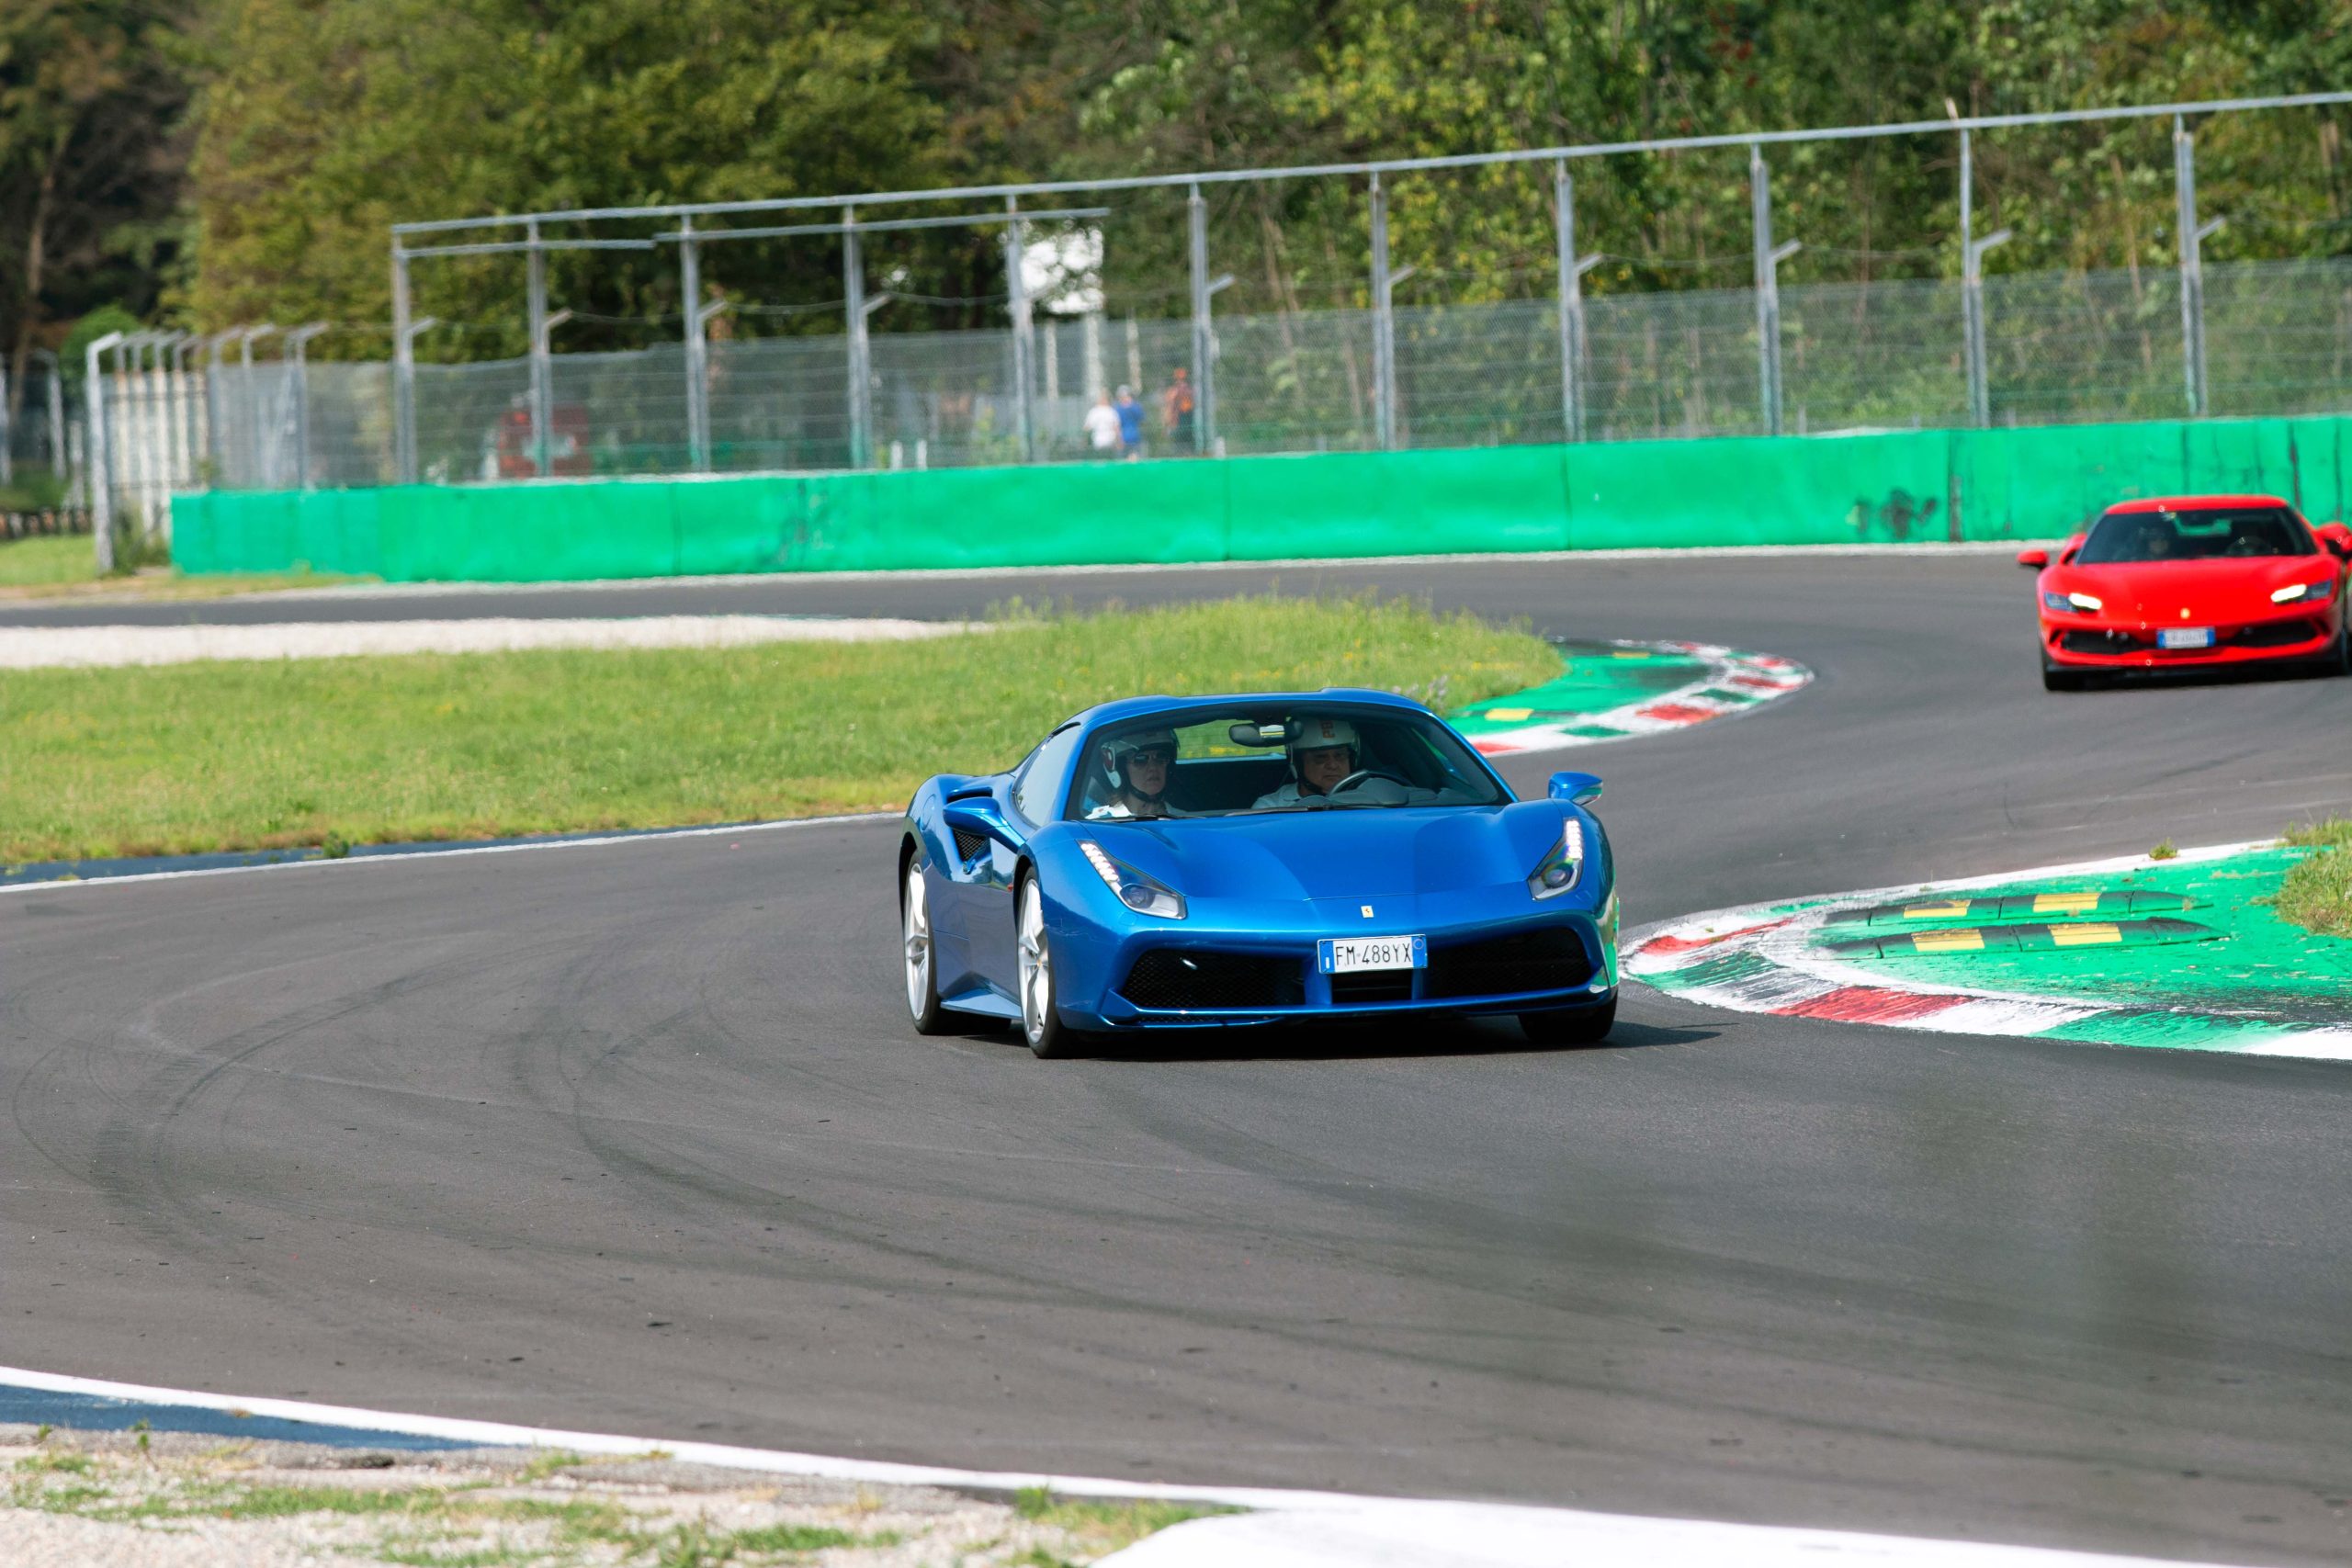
[2278,818,2352,938]
[0,534,360,602]
[0,594,1556,863]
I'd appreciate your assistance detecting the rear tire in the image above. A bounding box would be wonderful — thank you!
[1016,874,1080,1059]
[1521,998,1615,1046]
[903,861,951,1035]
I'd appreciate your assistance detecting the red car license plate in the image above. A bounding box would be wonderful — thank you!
[2158,626,2215,649]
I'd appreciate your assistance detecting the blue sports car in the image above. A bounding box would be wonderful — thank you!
[897,689,1619,1057]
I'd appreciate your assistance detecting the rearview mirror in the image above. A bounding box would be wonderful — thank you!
[2016,547,2049,569]
[1229,721,1285,747]
[1547,771,1603,804]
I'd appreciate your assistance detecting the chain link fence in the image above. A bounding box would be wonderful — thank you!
[93,254,2352,526]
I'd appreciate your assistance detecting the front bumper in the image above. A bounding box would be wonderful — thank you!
[1055,898,1619,1031]
[2041,604,2340,669]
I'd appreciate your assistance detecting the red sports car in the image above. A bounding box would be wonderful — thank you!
[2020,494,2352,691]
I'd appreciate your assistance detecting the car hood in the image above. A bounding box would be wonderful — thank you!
[1082,804,1571,901]
[2050,557,2338,622]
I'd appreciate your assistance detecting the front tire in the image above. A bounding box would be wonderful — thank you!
[903,862,950,1035]
[2316,616,2351,677]
[1521,998,1615,1045]
[1016,874,1080,1058]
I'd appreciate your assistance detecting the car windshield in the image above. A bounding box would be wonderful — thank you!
[1069,705,1510,820]
[2076,506,2314,564]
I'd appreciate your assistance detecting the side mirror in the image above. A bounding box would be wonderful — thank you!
[2316,522,2352,559]
[944,796,1024,851]
[1547,771,1603,804]
[2016,547,2049,569]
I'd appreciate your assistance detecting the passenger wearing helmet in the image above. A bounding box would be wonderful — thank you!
[1086,727,1182,819]
[1254,714,1382,807]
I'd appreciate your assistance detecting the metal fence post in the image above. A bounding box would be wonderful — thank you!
[842,206,869,468]
[85,330,124,570]
[1188,183,1211,455]
[238,324,278,490]
[2174,116,2212,417]
[1554,162,1602,442]
[173,337,198,497]
[205,331,231,481]
[1964,228,2012,427]
[0,362,12,487]
[392,243,419,481]
[1005,196,1035,460]
[31,347,64,479]
[1749,144,1789,436]
[285,322,328,489]
[526,218,551,476]
[1371,173,1396,450]
[680,217,709,472]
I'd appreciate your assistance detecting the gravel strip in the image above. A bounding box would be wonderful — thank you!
[0,1426,1205,1566]
[0,615,979,669]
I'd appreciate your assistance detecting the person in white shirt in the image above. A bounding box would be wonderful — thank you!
[1081,390,1122,457]
[1254,715,1367,807]
[1085,728,1181,819]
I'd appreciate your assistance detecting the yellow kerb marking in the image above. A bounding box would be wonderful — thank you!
[1611,650,1649,660]
[1913,930,1986,953]
[1903,901,1970,920]
[2052,923,2122,946]
[1484,708,1533,721]
[2033,891,2101,914]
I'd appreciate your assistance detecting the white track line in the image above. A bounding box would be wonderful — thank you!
[0,1366,2250,1568]
[0,615,975,669]
[0,812,900,897]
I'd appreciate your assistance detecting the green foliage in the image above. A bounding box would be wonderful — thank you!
[27,1,2352,365]
[187,0,949,356]
[2278,818,2352,937]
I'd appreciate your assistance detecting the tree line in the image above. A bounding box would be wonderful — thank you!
[6,0,2350,379]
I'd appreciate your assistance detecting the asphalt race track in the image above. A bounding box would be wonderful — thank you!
[6,555,2351,1565]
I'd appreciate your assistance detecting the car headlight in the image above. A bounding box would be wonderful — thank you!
[1528,818,1585,899]
[2041,591,2072,613]
[1080,840,1186,919]
[2272,578,2337,604]
[2043,590,2102,613]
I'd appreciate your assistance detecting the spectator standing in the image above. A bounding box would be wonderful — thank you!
[1162,367,1197,454]
[1114,385,1145,459]
[1082,389,1121,457]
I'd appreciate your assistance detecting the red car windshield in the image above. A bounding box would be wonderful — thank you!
[2077,506,2315,564]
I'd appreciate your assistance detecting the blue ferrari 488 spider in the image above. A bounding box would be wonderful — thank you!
[897,689,1619,1056]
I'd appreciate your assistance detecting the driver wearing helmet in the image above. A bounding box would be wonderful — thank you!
[1086,726,1182,819]
[1254,714,1375,807]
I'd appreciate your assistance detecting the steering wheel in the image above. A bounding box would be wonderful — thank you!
[1329,768,1412,795]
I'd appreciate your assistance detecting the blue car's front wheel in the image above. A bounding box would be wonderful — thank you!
[1017,875,1080,1059]
[903,863,950,1035]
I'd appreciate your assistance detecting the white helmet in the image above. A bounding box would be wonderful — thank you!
[1288,714,1360,772]
[1103,727,1178,795]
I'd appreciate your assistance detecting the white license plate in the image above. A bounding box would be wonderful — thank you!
[2158,626,2215,649]
[1318,935,1427,974]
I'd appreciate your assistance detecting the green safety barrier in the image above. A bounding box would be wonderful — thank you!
[172,413,2352,582]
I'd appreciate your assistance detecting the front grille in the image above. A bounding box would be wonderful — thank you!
[1329,970,1415,1004]
[1120,950,1304,1010]
[1425,927,1594,999]
[2233,618,2324,649]
[2059,628,2138,655]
